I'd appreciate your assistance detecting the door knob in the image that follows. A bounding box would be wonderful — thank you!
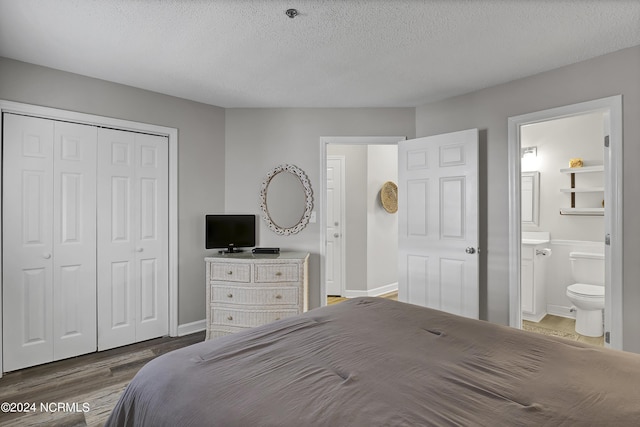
[333,233,340,238]
[465,247,476,254]
[42,252,52,259]
[136,248,144,253]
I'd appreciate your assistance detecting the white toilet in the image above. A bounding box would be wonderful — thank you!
[566,251,605,337]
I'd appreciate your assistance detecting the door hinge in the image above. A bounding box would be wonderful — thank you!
[605,331,610,344]
[605,234,611,246]
[604,135,610,148]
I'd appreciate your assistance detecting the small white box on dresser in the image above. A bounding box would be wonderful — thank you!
[205,252,309,339]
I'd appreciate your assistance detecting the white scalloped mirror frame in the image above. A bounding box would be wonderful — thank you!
[259,164,313,235]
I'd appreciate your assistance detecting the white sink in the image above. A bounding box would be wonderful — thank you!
[522,231,550,246]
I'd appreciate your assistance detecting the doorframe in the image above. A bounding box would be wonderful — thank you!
[507,95,623,349]
[319,136,405,306]
[0,100,179,376]
[326,155,346,297]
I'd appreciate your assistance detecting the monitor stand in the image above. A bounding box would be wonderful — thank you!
[219,246,244,254]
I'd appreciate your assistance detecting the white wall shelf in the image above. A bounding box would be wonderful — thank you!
[560,165,604,216]
[560,165,604,174]
[559,208,604,216]
[560,187,604,193]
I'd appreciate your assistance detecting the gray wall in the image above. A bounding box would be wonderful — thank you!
[415,45,640,352]
[0,57,226,326]
[224,108,415,308]
[366,145,398,291]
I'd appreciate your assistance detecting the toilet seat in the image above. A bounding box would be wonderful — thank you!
[567,283,604,298]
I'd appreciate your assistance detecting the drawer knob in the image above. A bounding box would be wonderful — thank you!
[227,271,233,275]
[227,293,233,298]
[275,294,282,299]
[275,317,281,321]
[227,315,233,321]
[275,271,282,276]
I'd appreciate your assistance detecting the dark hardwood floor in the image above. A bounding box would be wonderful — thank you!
[0,332,205,427]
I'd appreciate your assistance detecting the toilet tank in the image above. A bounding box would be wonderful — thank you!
[570,251,604,286]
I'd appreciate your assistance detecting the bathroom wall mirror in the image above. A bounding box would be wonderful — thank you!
[521,171,540,226]
[259,164,313,235]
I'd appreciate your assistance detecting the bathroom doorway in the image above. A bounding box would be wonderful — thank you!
[507,96,623,350]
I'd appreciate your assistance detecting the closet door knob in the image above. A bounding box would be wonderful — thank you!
[42,252,52,259]
[136,248,144,253]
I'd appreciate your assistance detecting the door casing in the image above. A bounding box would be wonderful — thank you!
[507,95,623,349]
[319,136,406,305]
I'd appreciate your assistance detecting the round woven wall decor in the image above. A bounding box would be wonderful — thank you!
[380,181,398,213]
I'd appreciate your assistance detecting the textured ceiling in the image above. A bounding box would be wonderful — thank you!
[1,0,639,108]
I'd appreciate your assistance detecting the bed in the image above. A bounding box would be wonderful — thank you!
[106,297,640,426]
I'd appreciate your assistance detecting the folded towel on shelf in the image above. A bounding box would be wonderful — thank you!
[569,158,583,168]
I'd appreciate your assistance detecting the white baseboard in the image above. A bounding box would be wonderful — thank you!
[522,311,547,323]
[177,319,206,336]
[547,304,576,319]
[344,282,398,298]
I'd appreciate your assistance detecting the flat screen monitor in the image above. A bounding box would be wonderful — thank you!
[205,214,256,253]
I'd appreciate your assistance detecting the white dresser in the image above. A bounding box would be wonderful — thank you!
[205,252,309,339]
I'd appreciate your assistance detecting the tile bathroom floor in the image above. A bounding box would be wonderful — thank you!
[524,314,604,347]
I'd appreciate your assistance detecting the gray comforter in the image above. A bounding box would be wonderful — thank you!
[106,297,640,426]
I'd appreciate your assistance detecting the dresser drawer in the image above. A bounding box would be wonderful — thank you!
[212,307,299,327]
[208,326,247,339]
[211,285,299,306]
[255,263,300,283]
[210,262,251,283]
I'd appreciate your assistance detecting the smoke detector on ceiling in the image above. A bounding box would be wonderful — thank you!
[285,8,299,19]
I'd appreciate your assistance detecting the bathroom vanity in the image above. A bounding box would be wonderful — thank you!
[521,232,551,322]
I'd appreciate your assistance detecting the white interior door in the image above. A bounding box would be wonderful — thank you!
[2,114,97,371]
[326,156,345,296]
[97,128,168,351]
[3,115,55,370]
[398,129,479,319]
[134,133,169,342]
[52,121,97,360]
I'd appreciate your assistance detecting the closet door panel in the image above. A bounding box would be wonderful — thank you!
[134,134,168,341]
[109,260,133,326]
[52,121,97,360]
[2,114,55,371]
[98,128,136,351]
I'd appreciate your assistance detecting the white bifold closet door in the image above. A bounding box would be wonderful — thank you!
[2,114,97,371]
[3,114,169,371]
[97,128,169,351]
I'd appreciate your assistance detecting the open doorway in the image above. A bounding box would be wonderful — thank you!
[319,136,404,306]
[508,96,623,350]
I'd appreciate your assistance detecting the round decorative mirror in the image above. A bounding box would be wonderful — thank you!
[259,164,313,235]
